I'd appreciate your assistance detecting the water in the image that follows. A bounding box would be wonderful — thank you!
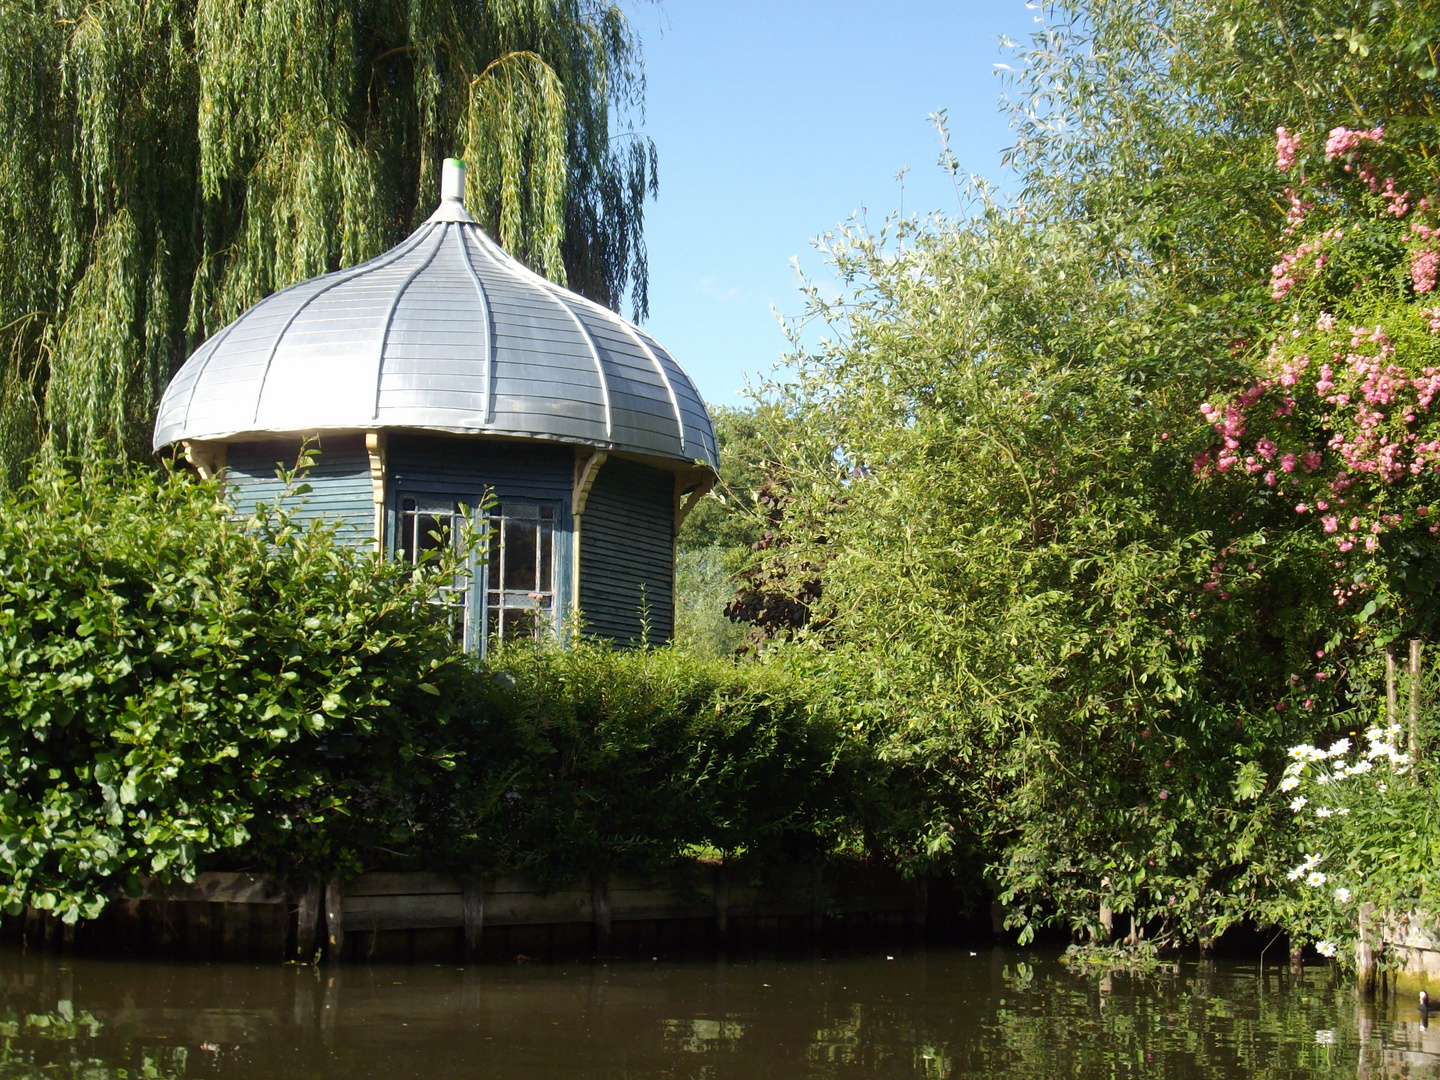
[0,947,1431,1078]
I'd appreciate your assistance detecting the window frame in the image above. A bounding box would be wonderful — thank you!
[389,489,565,656]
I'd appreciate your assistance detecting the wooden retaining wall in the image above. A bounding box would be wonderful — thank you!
[1358,905,1440,993]
[3,864,938,964]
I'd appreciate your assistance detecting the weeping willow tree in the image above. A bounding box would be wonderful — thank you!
[0,0,657,483]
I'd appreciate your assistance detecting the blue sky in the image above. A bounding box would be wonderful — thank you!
[628,1,1040,407]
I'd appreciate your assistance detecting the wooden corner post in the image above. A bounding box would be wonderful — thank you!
[366,431,387,551]
[572,449,608,621]
[325,878,344,962]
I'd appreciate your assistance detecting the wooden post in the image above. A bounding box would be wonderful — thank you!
[221,902,249,961]
[1387,643,1398,728]
[365,431,387,551]
[713,864,729,939]
[187,901,214,960]
[462,881,485,961]
[295,882,321,962]
[325,878,344,962]
[1410,639,1424,758]
[1357,902,1378,995]
[1099,903,1114,942]
[912,877,928,943]
[591,877,611,953]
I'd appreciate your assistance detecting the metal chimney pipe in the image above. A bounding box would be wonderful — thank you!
[441,158,466,202]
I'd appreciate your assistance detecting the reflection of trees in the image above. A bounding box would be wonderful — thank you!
[2,952,1439,1079]
[0,1003,189,1080]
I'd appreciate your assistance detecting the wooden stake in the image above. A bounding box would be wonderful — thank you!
[591,877,611,951]
[325,878,344,962]
[462,882,485,960]
[1386,643,1398,727]
[1410,638,1423,758]
[713,864,729,939]
[295,882,321,962]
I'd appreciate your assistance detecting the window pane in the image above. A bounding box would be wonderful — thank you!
[502,607,540,640]
[417,514,450,559]
[503,519,537,591]
[540,522,553,592]
[487,516,501,582]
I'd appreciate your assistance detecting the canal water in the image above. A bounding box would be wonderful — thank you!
[0,947,1430,1078]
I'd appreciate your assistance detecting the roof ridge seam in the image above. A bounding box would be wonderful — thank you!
[468,231,613,439]
[176,259,330,437]
[569,293,686,453]
[453,226,497,424]
[249,222,440,427]
[372,224,448,421]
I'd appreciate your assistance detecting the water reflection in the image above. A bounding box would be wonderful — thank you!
[0,948,1432,1078]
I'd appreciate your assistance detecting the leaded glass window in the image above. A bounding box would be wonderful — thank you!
[394,495,558,654]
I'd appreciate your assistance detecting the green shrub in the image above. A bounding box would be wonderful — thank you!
[0,462,872,920]
[439,642,854,887]
[0,461,469,921]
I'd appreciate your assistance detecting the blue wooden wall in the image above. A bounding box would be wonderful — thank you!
[224,433,677,648]
[387,434,573,504]
[579,456,675,646]
[226,436,373,541]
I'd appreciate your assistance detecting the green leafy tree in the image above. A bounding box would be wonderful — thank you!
[0,0,657,481]
[744,0,1440,945]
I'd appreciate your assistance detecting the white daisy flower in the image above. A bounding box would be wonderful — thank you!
[1306,871,1327,888]
[1316,942,1338,959]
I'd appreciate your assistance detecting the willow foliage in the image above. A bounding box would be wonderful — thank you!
[0,0,656,481]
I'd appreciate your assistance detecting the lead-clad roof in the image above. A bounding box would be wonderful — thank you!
[152,192,718,473]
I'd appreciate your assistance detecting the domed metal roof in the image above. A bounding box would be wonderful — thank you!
[152,161,717,473]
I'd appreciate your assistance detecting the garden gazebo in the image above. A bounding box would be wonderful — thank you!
[152,159,718,651]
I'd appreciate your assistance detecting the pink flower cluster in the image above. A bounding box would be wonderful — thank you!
[1413,249,1439,294]
[1202,317,1440,569]
[1381,177,1412,218]
[1275,127,1301,171]
[1324,126,1384,160]
[1423,307,1440,333]
[1284,188,1312,234]
[1271,230,1341,300]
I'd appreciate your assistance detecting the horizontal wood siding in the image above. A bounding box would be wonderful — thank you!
[387,433,573,503]
[226,436,372,543]
[579,457,674,645]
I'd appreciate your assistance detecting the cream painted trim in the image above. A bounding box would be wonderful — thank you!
[572,449,608,517]
[672,471,717,574]
[183,439,227,480]
[571,449,608,619]
[366,431,387,550]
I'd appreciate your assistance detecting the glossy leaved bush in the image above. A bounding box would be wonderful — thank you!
[0,462,863,920]
[440,643,859,888]
[0,461,470,922]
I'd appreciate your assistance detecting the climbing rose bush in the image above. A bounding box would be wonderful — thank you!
[1199,125,1440,637]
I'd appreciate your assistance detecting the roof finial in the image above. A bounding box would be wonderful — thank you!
[442,158,466,203]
